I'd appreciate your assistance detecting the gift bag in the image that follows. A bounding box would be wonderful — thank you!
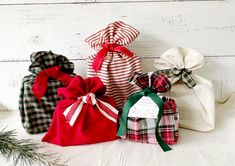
[42,76,119,146]
[19,51,74,134]
[86,21,142,110]
[154,47,215,132]
[117,73,179,152]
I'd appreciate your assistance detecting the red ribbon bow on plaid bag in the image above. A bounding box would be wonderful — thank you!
[59,76,119,126]
[92,43,133,72]
[32,66,73,101]
[129,72,171,92]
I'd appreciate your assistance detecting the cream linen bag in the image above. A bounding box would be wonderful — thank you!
[154,47,215,132]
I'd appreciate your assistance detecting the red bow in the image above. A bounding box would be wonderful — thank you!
[32,66,73,101]
[92,43,134,72]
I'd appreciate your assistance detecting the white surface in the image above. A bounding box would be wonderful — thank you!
[1,95,235,166]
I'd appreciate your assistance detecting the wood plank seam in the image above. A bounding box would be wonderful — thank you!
[0,0,221,6]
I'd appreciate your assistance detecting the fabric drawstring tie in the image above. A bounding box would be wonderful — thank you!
[63,93,119,126]
[32,66,73,101]
[157,68,196,88]
[92,43,133,72]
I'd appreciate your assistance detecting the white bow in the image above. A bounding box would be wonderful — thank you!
[63,93,119,126]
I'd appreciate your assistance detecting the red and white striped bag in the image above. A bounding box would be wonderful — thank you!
[86,21,142,110]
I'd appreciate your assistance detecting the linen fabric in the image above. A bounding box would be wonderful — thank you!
[19,51,74,134]
[86,21,142,110]
[42,76,119,146]
[154,47,215,132]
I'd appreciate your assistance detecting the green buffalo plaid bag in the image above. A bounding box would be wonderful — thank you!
[19,51,74,134]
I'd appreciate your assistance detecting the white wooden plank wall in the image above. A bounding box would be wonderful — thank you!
[0,0,234,111]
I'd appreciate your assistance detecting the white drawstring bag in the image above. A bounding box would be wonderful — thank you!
[154,47,215,132]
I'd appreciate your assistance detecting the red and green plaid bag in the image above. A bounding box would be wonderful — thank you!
[117,72,179,151]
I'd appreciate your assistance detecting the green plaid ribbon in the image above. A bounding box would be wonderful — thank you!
[117,88,172,152]
[156,68,196,88]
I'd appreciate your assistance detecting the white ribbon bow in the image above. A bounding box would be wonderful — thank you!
[63,93,119,126]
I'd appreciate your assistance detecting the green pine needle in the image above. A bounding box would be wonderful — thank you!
[0,128,67,166]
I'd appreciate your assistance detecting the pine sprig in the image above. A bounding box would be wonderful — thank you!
[0,128,67,166]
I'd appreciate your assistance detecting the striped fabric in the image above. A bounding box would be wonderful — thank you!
[86,21,142,110]
[85,21,140,50]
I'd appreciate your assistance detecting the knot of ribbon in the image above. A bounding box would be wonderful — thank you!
[63,93,119,126]
[82,93,97,105]
[92,43,134,72]
[117,87,171,152]
[157,68,196,89]
[32,66,73,101]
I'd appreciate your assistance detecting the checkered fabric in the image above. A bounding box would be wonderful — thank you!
[19,51,74,134]
[29,50,74,74]
[130,72,171,93]
[155,68,196,89]
[126,96,179,145]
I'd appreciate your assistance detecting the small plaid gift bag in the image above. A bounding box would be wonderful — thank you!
[42,76,119,146]
[154,47,215,132]
[117,73,179,152]
[19,51,74,134]
[85,21,142,111]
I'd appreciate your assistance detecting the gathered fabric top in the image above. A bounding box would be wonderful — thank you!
[154,47,206,86]
[58,76,106,100]
[154,47,206,72]
[85,21,139,50]
[29,50,74,74]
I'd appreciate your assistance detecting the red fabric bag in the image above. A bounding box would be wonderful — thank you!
[42,76,119,146]
[86,21,142,110]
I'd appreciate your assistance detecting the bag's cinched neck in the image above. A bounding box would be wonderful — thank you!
[92,43,133,72]
[63,92,119,127]
[154,47,206,88]
[156,68,196,89]
[32,66,73,101]
[130,72,171,93]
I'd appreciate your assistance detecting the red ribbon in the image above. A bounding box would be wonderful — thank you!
[92,43,134,72]
[32,66,73,101]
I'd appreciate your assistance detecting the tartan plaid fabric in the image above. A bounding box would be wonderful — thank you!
[123,72,178,145]
[19,51,74,134]
[130,72,171,93]
[155,68,196,88]
[125,96,179,145]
